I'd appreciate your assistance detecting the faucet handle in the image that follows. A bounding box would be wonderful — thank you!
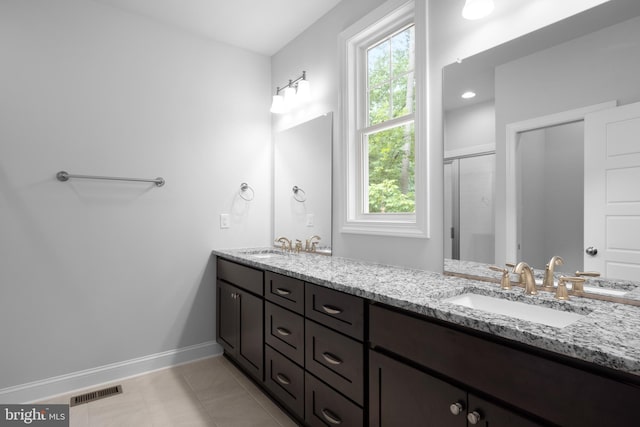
[563,276,586,293]
[575,271,600,278]
[489,266,512,290]
[294,239,303,253]
[556,277,570,300]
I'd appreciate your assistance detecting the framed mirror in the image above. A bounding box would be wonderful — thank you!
[273,113,332,253]
[443,1,640,293]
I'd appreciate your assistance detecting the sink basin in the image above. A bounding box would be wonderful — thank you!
[443,293,585,328]
[239,249,289,259]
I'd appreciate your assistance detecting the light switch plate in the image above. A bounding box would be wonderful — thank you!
[220,213,230,229]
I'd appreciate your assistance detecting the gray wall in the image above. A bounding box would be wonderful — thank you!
[0,0,271,396]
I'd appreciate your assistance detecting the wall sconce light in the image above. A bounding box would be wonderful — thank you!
[462,0,494,20]
[270,71,311,114]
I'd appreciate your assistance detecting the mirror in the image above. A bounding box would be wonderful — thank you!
[273,113,332,253]
[443,1,640,294]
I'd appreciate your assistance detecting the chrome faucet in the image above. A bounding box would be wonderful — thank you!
[514,262,538,295]
[543,256,564,289]
[275,236,292,252]
[306,235,321,252]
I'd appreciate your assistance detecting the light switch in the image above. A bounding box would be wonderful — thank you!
[220,213,230,229]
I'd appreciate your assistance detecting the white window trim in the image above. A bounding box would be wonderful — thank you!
[339,0,429,238]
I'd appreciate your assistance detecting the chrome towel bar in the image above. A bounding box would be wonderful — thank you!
[56,171,165,187]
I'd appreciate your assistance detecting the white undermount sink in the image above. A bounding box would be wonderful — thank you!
[443,293,586,328]
[240,249,288,259]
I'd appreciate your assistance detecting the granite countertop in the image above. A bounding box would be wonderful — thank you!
[213,248,640,378]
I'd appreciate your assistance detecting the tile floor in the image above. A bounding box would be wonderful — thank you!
[38,356,299,427]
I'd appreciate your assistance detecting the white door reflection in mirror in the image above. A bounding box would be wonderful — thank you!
[273,114,332,252]
[585,102,640,280]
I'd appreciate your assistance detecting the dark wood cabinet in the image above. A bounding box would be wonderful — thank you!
[265,344,305,420]
[265,301,305,366]
[369,350,540,427]
[305,372,363,427]
[216,259,264,381]
[370,303,640,427]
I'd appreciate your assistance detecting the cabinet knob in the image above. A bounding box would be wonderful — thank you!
[467,411,482,425]
[275,288,291,295]
[449,402,464,415]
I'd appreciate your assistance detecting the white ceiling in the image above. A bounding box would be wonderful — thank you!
[92,0,343,56]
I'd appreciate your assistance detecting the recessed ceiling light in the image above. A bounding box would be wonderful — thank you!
[462,0,495,20]
[461,91,476,99]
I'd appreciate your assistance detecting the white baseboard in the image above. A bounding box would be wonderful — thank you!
[0,341,223,404]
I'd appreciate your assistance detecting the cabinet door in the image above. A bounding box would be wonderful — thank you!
[370,350,466,427]
[466,395,543,427]
[236,287,264,381]
[216,280,238,354]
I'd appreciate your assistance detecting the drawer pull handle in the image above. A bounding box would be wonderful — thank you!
[275,373,291,385]
[321,408,342,425]
[321,352,343,365]
[321,304,343,315]
[275,288,291,296]
[276,327,292,336]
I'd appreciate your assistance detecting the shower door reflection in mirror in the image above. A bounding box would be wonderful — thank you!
[445,153,495,264]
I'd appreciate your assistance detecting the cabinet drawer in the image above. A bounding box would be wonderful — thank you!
[305,320,364,405]
[217,258,263,296]
[265,345,304,421]
[370,303,640,427]
[265,302,304,366]
[305,283,364,341]
[265,271,304,314]
[305,372,363,427]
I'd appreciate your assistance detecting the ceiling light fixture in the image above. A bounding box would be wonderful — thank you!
[270,71,311,114]
[461,91,477,99]
[462,0,495,20]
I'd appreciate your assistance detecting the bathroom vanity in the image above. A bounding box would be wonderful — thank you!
[213,249,640,426]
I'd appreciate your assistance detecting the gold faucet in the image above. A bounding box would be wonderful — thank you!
[543,256,564,289]
[489,265,512,290]
[294,239,303,253]
[305,235,321,252]
[514,262,538,295]
[275,236,292,252]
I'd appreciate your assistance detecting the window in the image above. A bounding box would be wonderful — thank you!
[365,25,415,214]
[340,0,428,237]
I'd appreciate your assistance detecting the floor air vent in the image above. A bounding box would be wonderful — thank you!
[70,385,123,406]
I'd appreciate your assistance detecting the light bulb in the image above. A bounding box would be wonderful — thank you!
[283,85,296,107]
[270,94,285,114]
[462,0,494,20]
[296,79,311,102]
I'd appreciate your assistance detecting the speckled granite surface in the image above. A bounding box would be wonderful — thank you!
[213,248,640,377]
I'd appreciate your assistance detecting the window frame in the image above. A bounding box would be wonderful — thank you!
[339,0,429,238]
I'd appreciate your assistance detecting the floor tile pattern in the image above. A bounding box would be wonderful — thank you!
[38,356,299,427]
